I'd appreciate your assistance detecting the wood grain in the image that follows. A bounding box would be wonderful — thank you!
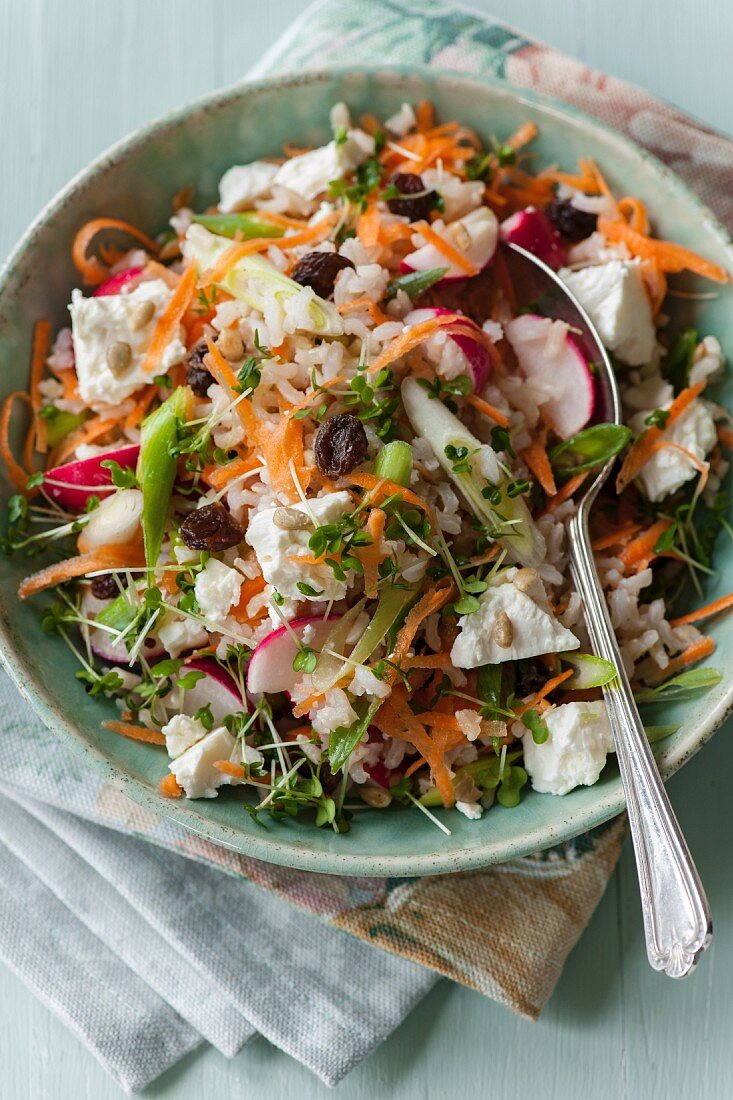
[0,1,731,1097]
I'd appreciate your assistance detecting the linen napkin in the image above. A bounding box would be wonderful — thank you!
[1,0,731,1091]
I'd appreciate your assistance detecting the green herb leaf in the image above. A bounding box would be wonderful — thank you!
[100,459,139,489]
[522,708,549,744]
[635,667,722,703]
[663,326,698,394]
[549,423,631,476]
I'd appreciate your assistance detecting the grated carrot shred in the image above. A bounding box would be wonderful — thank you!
[514,669,573,716]
[616,382,706,493]
[540,471,589,513]
[345,471,436,528]
[0,391,33,491]
[72,218,158,286]
[141,263,197,373]
[200,214,336,284]
[369,312,495,375]
[159,774,183,798]
[643,636,716,686]
[213,760,246,779]
[598,212,729,283]
[411,220,479,276]
[19,544,146,599]
[360,508,386,599]
[669,591,733,628]
[28,320,51,455]
[591,522,643,552]
[617,519,672,574]
[519,438,557,497]
[202,453,260,490]
[467,394,509,429]
[103,720,166,746]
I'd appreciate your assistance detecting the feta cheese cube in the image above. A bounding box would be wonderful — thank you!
[632,398,717,502]
[158,614,209,659]
[560,260,656,365]
[273,131,373,203]
[385,102,417,137]
[69,279,186,404]
[245,491,354,602]
[161,713,207,758]
[522,701,614,795]
[450,568,580,669]
[194,558,243,623]
[169,726,242,798]
[218,161,279,213]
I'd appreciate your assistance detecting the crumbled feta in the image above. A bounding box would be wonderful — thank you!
[162,713,207,758]
[77,489,143,552]
[218,161,279,213]
[194,558,243,622]
[349,665,391,700]
[158,614,208,659]
[560,260,656,365]
[690,335,725,386]
[273,131,373,202]
[450,567,580,669]
[456,800,483,820]
[245,491,354,602]
[169,726,243,798]
[310,687,360,738]
[69,279,186,404]
[631,399,717,501]
[422,168,485,222]
[385,102,417,137]
[522,701,614,796]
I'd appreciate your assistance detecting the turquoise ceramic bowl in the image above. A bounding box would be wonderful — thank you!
[1,67,731,877]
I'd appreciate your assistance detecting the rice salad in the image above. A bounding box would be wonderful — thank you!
[3,99,732,833]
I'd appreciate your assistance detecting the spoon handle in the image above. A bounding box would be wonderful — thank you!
[566,504,712,978]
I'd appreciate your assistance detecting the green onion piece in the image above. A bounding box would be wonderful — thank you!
[138,386,189,571]
[349,584,417,668]
[559,652,618,689]
[549,423,631,477]
[329,698,380,773]
[477,664,502,718]
[192,212,285,240]
[646,725,679,744]
[373,440,413,488]
[635,667,722,703]
[44,410,89,448]
[94,591,138,634]
[663,326,698,394]
[311,599,367,693]
[385,267,449,301]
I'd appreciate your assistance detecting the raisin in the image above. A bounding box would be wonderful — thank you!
[90,573,127,600]
[179,501,245,552]
[291,252,355,298]
[314,413,369,478]
[546,200,598,243]
[514,659,549,698]
[386,172,438,222]
[185,342,212,396]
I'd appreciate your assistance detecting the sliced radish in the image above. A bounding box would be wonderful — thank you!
[181,657,247,725]
[44,443,140,511]
[505,314,594,440]
[405,307,493,391]
[92,266,145,297]
[77,488,143,553]
[500,208,565,271]
[247,615,339,696]
[400,208,498,283]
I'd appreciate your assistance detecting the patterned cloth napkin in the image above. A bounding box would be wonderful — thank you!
[2,0,731,1091]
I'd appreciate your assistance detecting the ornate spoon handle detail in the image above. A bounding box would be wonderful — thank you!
[567,502,712,978]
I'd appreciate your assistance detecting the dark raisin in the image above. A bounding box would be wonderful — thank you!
[514,659,550,698]
[314,413,369,478]
[386,172,438,222]
[179,501,245,552]
[90,573,127,600]
[291,252,355,298]
[546,200,598,243]
[185,342,212,396]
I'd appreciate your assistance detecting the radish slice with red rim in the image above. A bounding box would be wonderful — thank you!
[44,443,140,511]
[500,208,565,271]
[247,616,339,697]
[92,266,145,297]
[181,657,247,725]
[405,307,493,391]
[505,314,595,440]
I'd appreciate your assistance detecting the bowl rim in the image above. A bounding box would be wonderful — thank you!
[1,62,732,877]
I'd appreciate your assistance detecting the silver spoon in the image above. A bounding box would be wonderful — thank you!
[503,242,712,978]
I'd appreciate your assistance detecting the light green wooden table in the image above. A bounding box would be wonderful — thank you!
[1,2,732,1097]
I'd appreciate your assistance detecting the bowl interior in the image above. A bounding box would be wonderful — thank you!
[1,66,731,877]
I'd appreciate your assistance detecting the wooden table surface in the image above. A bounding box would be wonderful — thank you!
[1,2,732,1097]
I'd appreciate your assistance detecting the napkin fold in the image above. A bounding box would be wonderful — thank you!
[2,0,731,1091]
